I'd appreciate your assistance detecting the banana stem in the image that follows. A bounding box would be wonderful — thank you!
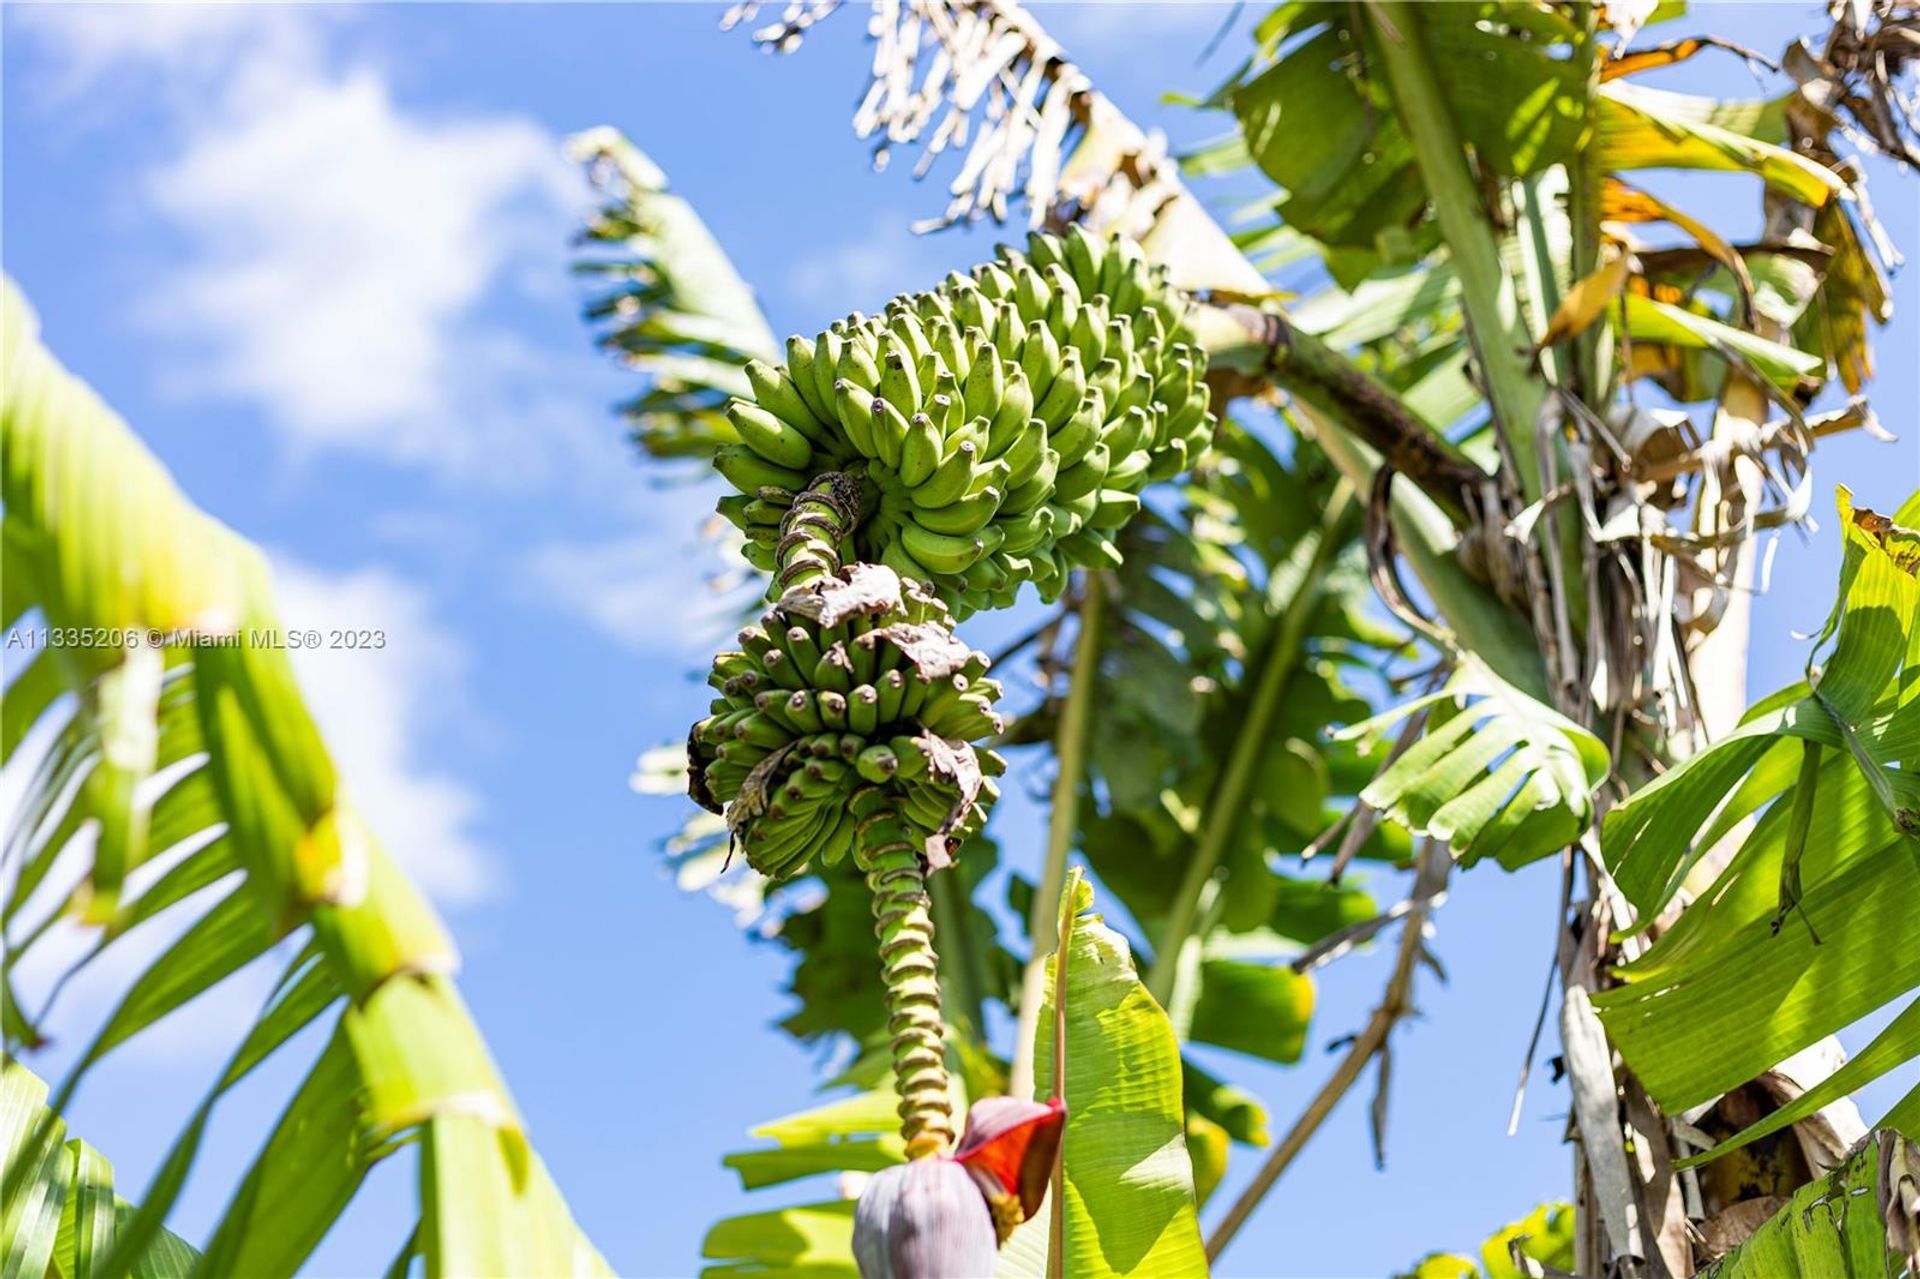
[777,475,954,1154]
[854,787,956,1158]
[1366,0,1544,502]
[1144,484,1357,1005]
[1009,573,1103,1099]
[771,471,867,593]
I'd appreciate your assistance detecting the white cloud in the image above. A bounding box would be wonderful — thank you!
[519,520,747,663]
[147,60,579,472]
[16,4,595,482]
[786,212,925,312]
[8,4,323,103]
[271,557,497,907]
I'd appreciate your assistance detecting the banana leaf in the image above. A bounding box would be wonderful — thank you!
[0,1060,199,1279]
[1,277,607,1274]
[570,127,778,460]
[1597,488,1920,1155]
[1695,1130,1917,1277]
[1334,653,1610,870]
[1000,871,1208,1278]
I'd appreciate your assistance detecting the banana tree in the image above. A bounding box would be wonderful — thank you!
[602,0,1919,1273]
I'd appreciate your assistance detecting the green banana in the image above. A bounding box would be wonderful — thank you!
[870,397,910,470]
[811,647,853,695]
[714,444,805,493]
[899,521,985,575]
[855,743,899,784]
[875,668,908,723]
[848,685,880,736]
[744,360,829,441]
[1019,320,1062,402]
[1055,443,1110,504]
[899,412,943,488]
[759,647,807,691]
[785,335,834,423]
[1090,488,1142,529]
[877,344,921,417]
[911,486,1001,535]
[913,439,981,510]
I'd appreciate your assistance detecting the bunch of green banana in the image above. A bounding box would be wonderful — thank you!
[713,225,1213,617]
[687,565,1006,880]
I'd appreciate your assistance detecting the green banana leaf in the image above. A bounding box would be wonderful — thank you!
[1597,487,1920,1156]
[570,127,779,460]
[1000,869,1208,1279]
[1694,1130,1917,1277]
[1333,653,1610,871]
[704,1202,858,1279]
[1620,294,1824,388]
[1230,4,1585,254]
[0,1060,199,1279]
[698,1090,901,1277]
[1,277,607,1275]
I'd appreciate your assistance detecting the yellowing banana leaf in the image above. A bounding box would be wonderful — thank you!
[1333,654,1610,871]
[1603,181,1753,314]
[0,1061,199,1279]
[1001,870,1207,1279]
[1536,252,1631,348]
[1597,82,1846,207]
[1621,294,1823,388]
[1693,1130,1917,1277]
[1804,198,1893,395]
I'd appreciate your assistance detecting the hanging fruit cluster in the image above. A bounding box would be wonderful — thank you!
[686,228,1213,1279]
[689,559,1005,881]
[712,225,1214,617]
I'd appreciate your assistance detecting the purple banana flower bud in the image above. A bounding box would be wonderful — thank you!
[853,1096,1069,1277]
[854,1157,996,1279]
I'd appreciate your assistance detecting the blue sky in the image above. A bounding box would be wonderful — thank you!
[2,4,1915,1277]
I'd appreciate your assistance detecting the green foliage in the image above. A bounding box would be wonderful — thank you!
[1337,654,1611,871]
[1395,1202,1576,1279]
[1597,488,1920,1151]
[999,870,1207,1279]
[1694,1131,1917,1277]
[0,1061,199,1279]
[1217,3,1879,417]
[701,872,1208,1279]
[1,278,604,1274]
[571,127,779,460]
[1231,3,1586,259]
